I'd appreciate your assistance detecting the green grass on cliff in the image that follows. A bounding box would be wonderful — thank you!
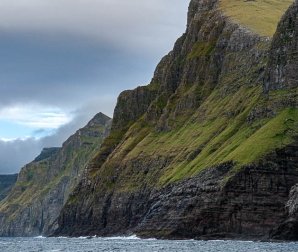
[105,82,298,188]
[220,0,293,37]
[87,2,298,192]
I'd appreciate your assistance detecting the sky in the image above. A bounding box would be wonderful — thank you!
[0,0,190,174]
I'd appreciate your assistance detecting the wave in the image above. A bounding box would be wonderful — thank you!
[104,235,140,240]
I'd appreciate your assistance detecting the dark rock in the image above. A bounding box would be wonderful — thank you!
[264,0,298,93]
[55,143,298,239]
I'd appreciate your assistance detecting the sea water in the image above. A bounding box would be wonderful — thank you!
[0,236,298,252]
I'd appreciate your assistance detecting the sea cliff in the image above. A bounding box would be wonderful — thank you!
[53,0,298,240]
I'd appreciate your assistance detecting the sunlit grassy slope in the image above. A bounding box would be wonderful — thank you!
[118,87,298,186]
[219,0,293,37]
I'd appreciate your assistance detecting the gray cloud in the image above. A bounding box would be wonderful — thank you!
[0,1,189,109]
[0,0,188,54]
[0,32,154,109]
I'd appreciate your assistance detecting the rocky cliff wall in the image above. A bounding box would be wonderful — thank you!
[56,142,298,239]
[264,0,298,93]
[0,113,111,237]
[53,0,298,240]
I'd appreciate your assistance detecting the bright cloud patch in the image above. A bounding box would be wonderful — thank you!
[0,105,72,130]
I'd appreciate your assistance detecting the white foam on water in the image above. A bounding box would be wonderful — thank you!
[104,235,140,240]
[34,236,46,239]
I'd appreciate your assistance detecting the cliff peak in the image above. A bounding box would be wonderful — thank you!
[86,112,111,128]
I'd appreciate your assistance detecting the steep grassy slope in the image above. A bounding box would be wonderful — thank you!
[55,0,298,239]
[220,0,293,37]
[0,113,111,236]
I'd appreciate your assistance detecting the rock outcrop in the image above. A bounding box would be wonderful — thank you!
[53,0,298,240]
[0,112,111,237]
[0,174,18,201]
[264,0,298,93]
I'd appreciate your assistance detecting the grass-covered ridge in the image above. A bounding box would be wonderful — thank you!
[220,0,293,37]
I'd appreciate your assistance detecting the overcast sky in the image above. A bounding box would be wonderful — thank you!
[0,0,189,174]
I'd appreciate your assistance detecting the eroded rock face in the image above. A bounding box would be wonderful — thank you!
[269,159,298,240]
[56,145,298,239]
[137,149,298,239]
[264,0,298,93]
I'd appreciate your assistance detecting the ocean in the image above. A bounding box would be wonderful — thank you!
[0,236,298,252]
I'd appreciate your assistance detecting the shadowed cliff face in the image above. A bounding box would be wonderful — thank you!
[0,113,111,237]
[264,0,298,93]
[53,0,298,240]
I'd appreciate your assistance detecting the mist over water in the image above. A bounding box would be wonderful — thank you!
[0,236,298,252]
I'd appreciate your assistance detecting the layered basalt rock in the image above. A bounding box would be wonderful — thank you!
[56,144,298,239]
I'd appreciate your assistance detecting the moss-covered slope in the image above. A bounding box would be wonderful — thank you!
[0,113,111,237]
[55,0,298,239]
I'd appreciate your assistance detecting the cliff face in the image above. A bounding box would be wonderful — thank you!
[52,0,298,240]
[264,0,298,93]
[0,112,111,237]
[0,174,18,201]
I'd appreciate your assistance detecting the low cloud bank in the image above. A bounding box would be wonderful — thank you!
[0,98,115,174]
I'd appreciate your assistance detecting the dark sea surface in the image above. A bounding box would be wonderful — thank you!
[1,236,298,252]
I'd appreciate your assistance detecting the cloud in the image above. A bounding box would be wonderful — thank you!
[0,31,159,110]
[0,105,72,129]
[0,138,41,174]
[0,0,189,110]
[0,0,188,54]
